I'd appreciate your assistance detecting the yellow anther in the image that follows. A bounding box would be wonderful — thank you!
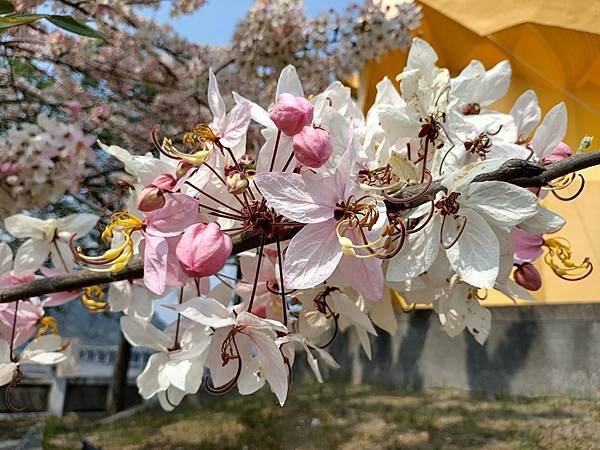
[37,316,58,336]
[81,285,109,312]
[73,212,142,273]
[544,237,593,281]
[163,128,212,166]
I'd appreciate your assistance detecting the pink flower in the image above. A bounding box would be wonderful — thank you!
[543,142,573,164]
[514,263,542,291]
[142,193,199,294]
[512,228,544,264]
[292,126,333,168]
[176,223,233,278]
[269,93,314,136]
[254,151,385,300]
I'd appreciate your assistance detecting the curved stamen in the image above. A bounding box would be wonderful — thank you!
[544,237,593,281]
[550,173,585,201]
[440,214,467,250]
[383,170,433,205]
[407,198,435,234]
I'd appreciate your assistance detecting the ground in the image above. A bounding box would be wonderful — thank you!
[4,382,600,449]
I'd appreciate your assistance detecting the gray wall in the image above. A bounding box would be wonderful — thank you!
[329,304,600,398]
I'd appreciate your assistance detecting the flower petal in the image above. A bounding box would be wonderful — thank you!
[254,172,338,223]
[445,208,499,289]
[284,220,343,290]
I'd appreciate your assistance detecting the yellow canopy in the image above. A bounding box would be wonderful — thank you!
[360,0,600,304]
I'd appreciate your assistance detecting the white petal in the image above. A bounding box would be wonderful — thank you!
[167,296,235,329]
[0,340,10,364]
[475,60,511,106]
[465,181,538,227]
[137,352,168,399]
[57,213,99,238]
[0,242,12,276]
[233,92,274,128]
[386,219,440,282]
[465,299,491,345]
[330,290,376,335]
[276,65,303,99]
[120,316,170,352]
[14,239,51,274]
[445,209,499,289]
[0,363,17,386]
[531,103,567,159]
[518,207,565,234]
[4,215,46,239]
[367,291,398,336]
[250,330,288,406]
[510,90,541,140]
[208,68,226,121]
[284,220,343,290]
[356,327,372,360]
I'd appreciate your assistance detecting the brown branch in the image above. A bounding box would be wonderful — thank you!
[1,151,600,303]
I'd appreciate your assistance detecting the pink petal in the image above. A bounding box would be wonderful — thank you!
[254,172,339,223]
[512,228,544,264]
[338,254,384,301]
[144,193,199,237]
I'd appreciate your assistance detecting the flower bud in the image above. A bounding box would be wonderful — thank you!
[151,173,176,190]
[269,93,314,136]
[227,171,249,195]
[137,186,165,212]
[239,154,256,171]
[292,126,333,168]
[176,223,233,278]
[543,142,573,164]
[514,263,542,291]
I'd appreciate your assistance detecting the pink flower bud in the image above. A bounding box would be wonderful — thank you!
[292,126,333,168]
[151,173,176,190]
[514,263,542,291]
[176,223,233,278]
[543,142,573,164]
[269,93,314,136]
[137,186,165,212]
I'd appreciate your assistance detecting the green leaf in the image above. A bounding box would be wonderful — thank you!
[0,1,15,15]
[0,13,46,29]
[47,15,106,41]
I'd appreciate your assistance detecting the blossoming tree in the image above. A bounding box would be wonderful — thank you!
[1,1,600,412]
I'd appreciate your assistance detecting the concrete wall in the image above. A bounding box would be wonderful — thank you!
[329,304,600,399]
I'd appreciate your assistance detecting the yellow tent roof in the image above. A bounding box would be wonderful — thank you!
[362,0,600,305]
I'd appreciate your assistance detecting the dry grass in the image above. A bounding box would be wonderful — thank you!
[31,382,600,449]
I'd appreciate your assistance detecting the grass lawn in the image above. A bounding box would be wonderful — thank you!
[11,382,600,449]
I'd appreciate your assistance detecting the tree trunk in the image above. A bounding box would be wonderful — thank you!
[105,332,131,415]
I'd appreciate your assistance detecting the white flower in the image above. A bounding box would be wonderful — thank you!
[387,161,538,288]
[168,296,289,406]
[0,335,66,386]
[120,316,210,410]
[4,213,99,274]
[278,333,339,383]
[297,287,377,359]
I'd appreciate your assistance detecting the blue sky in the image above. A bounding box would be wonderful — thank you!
[141,0,352,44]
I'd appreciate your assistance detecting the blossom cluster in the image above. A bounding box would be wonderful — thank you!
[0,113,95,214]
[0,38,592,410]
[232,0,421,101]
